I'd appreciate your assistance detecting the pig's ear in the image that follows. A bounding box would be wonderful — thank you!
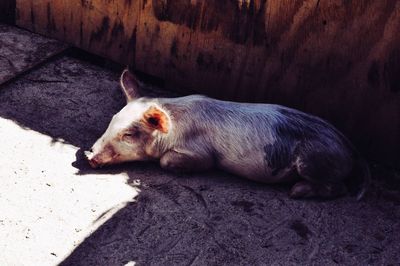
[142,106,170,134]
[120,69,141,102]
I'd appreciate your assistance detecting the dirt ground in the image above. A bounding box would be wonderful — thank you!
[0,23,67,84]
[0,29,399,265]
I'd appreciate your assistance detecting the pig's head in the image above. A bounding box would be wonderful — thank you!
[85,70,170,168]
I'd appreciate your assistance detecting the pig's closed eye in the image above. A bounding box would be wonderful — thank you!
[122,131,140,143]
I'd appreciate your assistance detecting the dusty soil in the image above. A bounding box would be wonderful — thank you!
[0,23,67,84]
[0,53,399,266]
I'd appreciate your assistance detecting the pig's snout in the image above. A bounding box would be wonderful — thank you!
[84,150,101,169]
[88,159,100,169]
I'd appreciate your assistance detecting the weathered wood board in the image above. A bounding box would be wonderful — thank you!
[0,23,68,85]
[15,0,400,164]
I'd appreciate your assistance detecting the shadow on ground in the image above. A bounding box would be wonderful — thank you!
[0,55,399,265]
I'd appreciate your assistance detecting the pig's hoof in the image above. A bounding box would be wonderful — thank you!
[290,181,348,199]
[289,181,316,199]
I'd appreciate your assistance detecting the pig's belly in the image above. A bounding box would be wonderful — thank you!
[217,157,296,184]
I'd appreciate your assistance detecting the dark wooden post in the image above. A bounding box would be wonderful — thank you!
[0,0,16,23]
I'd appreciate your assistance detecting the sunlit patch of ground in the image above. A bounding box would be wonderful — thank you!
[0,117,139,265]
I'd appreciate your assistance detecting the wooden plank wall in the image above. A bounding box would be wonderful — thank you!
[16,0,400,165]
[0,0,16,23]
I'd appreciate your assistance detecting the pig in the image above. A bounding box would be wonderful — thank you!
[85,69,371,199]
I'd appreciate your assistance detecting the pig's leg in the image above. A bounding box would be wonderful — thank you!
[289,150,349,199]
[160,150,213,173]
